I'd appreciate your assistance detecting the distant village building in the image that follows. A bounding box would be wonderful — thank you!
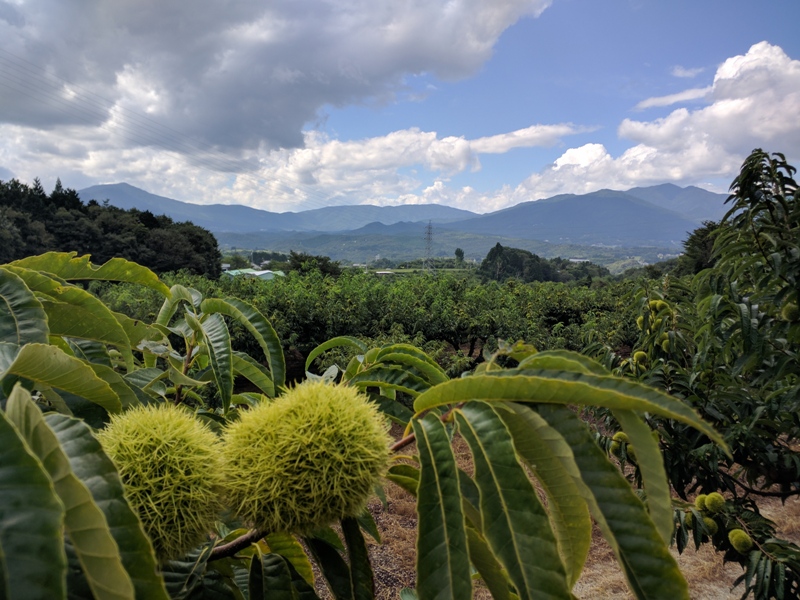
[221,269,285,281]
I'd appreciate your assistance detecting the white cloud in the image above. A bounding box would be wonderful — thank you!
[671,65,704,78]
[507,41,800,206]
[0,0,551,151]
[635,87,711,110]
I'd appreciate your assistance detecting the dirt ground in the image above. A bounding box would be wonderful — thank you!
[359,427,800,600]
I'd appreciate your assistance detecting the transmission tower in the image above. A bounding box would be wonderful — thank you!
[423,220,434,273]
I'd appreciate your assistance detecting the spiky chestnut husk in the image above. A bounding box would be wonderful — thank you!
[97,404,223,561]
[633,351,648,365]
[728,529,754,553]
[222,381,391,535]
[781,302,799,322]
[702,517,719,535]
[694,494,708,511]
[704,491,726,514]
[684,511,694,529]
[636,316,644,330]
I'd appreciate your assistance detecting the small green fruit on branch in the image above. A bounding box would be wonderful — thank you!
[222,381,391,535]
[98,404,223,561]
[728,529,754,554]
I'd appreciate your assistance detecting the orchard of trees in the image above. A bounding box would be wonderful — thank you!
[0,149,798,600]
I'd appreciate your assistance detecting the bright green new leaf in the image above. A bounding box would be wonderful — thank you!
[454,403,570,600]
[45,413,169,600]
[0,396,66,600]
[613,409,674,545]
[412,413,472,600]
[0,266,48,346]
[413,365,727,452]
[9,252,170,296]
[6,386,135,600]
[201,297,286,391]
[1,343,121,413]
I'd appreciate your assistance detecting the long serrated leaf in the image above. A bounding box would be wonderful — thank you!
[155,284,202,328]
[496,404,591,587]
[40,293,134,370]
[0,266,48,346]
[454,403,570,600]
[304,537,353,600]
[613,410,674,545]
[385,464,419,497]
[305,337,368,372]
[375,345,448,385]
[249,553,295,600]
[264,533,315,587]
[10,252,170,296]
[6,387,135,600]
[161,545,213,600]
[232,352,275,397]
[6,267,134,369]
[342,517,374,600]
[367,392,413,426]
[0,393,66,600]
[538,404,689,600]
[45,413,169,600]
[200,313,233,412]
[413,368,727,452]
[348,365,431,397]
[517,350,610,375]
[201,297,286,391]
[89,363,141,409]
[412,413,471,600]
[465,527,512,600]
[3,343,121,412]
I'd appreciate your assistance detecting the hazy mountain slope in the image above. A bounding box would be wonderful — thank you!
[440,189,699,247]
[625,183,729,223]
[78,183,286,232]
[78,183,477,233]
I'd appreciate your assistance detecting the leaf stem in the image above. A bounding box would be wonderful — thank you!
[208,528,268,562]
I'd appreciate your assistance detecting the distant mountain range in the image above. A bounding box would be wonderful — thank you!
[78,181,731,264]
[78,183,475,233]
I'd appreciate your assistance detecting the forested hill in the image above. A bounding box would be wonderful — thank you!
[0,178,221,277]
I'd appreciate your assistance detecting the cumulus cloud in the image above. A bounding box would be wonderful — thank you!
[508,41,800,205]
[0,0,550,151]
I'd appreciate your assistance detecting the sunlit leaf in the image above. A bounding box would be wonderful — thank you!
[6,386,135,600]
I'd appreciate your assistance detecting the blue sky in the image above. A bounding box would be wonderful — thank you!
[0,0,798,213]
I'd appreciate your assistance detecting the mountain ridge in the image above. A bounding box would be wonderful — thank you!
[78,181,730,251]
